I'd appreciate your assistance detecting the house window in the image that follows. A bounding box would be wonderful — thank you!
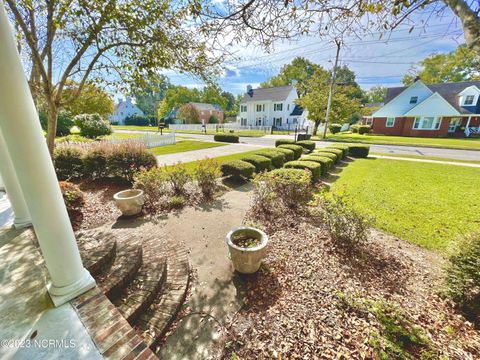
[274,117,282,126]
[409,96,418,104]
[413,116,441,130]
[240,105,247,112]
[256,104,262,112]
[365,118,373,126]
[274,103,283,111]
[241,118,247,126]
[464,95,475,105]
[386,117,395,127]
[287,104,290,111]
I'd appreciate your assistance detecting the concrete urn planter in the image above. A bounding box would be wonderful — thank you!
[226,227,268,274]
[113,189,144,216]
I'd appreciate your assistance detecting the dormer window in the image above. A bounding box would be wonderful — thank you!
[409,96,418,104]
[464,95,475,105]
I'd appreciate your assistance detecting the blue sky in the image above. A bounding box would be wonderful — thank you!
[164,7,465,95]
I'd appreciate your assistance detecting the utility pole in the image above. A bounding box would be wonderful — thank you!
[323,38,341,139]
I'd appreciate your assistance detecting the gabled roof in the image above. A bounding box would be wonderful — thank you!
[240,85,294,103]
[404,92,461,117]
[385,80,480,115]
[290,104,304,116]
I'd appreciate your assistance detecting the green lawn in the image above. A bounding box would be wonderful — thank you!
[331,158,480,252]
[313,132,480,150]
[371,152,480,165]
[149,140,225,156]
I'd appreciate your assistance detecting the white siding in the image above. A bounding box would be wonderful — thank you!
[405,92,461,117]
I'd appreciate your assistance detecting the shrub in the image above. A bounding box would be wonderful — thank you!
[56,134,94,143]
[54,146,84,180]
[350,125,359,133]
[284,160,321,183]
[254,149,286,168]
[445,233,480,323]
[107,143,157,182]
[275,139,295,147]
[59,181,85,226]
[252,168,313,218]
[296,140,316,152]
[318,148,343,163]
[208,115,219,124]
[133,167,168,211]
[329,123,342,134]
[320,193,371,249]
[169,195,187,209]
[194,158,221,199]
[299,156,332,175]
[241,155,272,173]
[277,144,303,159]
[349,144,370,158]
[221,160,255,180]
[214,134,239,143]
[327,144,350,159]
[314,151,338,164]
[74,113,112,138]
[358,125,371,135]
[274,147,295,162]
[296,134,312,141]
[162,163,192,196]
[83,144,110,179]
[125,114,150,126]
[39,110,74,136]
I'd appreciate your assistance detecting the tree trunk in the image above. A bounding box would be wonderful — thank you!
[444,0,480,53]
[46,100,58,155]
[313,120,320,136]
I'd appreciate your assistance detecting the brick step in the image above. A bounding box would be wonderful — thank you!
[77,229,117,276]
[136,245,190,349]
[96,233,143,299]
[114,235,168,323]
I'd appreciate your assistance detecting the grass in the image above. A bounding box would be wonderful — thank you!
[149,140,225,156]
[312,132,480,150]
[371,152,480,165]
[112,125,291,137]
[331,158,480,252]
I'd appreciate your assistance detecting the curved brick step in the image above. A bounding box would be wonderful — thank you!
[136,244,190,348]
[114,234,168,323]
[96,233,143,299]
[77,229,117,276]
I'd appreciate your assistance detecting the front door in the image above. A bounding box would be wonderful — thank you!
[448,118,461,133]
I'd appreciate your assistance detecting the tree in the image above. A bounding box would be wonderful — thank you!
[62,82,114,117]
[403,45,480,85]
[365,86,388,103]
[176,103,200,124]
[297,68,362,135]
[6,0,221,154]
[132,76,170,117]
[261,57,321,95]
[201,84,228,110]
[221,91,236,111]
[156,86,201,118]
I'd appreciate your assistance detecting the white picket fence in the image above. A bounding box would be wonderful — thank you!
[111,132,175,148]
[169,124,273,132]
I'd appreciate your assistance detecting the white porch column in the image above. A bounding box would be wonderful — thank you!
[0,130,31,228]
[0,1,95,306]
[465,116,472,137]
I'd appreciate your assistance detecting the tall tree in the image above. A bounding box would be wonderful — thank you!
[201,84,228,110]
[6,0,221,154]
[221,91,236,111]
[365,86,388,103]
[62,82,114,117]
[176,103,200,124]
[403,45,480,85]
[261,57,321,95]
[132,76,170,117]
[156,86,201,118]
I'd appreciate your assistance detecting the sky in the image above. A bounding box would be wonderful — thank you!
[164,6,465,95]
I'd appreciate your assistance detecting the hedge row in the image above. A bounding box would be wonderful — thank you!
[284,161,321,183]
[214,134,239,143]
[275,139,315,153]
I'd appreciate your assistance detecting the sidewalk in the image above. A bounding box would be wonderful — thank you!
[370,155,480,167]
[155,143,264,166]
[0,192,13,228]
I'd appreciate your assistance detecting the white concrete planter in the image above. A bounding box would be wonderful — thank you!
[226,227,268,274]
[113,189,144,216]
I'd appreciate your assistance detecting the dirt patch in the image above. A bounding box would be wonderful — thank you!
[223,220,480,359]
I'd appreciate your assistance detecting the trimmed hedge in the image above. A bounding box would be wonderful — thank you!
[274,147,295,162]
[241,155,272,173]
[277,144,303,159]
[317,148,342,163]
[300,156,332,175]
[296,134,311,141]
[327,144,350,159]
[313,151,338,163]
[358,125,371,135]
[275,139,295,147]
[296,140,316,152]
[255,149,286,168]
[214,134,239,143]
[349,144,370,158]
[284,160,321,183]
[329,123,342,134]
[54,146,84,180]
[221,160,255,180]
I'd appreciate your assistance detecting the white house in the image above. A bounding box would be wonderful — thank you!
[109,97,144,125]
[238,81,308,129]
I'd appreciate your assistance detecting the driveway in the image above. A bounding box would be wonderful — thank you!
[115,130,480,161]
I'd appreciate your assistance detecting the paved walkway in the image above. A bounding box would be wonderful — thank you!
[370,155,480,167]
[0,191,14,228]
[159,184,253,359]
[156,143,264,166]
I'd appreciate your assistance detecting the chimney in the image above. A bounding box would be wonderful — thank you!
[247,85,253,97]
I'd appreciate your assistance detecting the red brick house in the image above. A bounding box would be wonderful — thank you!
[363,80,480,137]
[189,102,224,124]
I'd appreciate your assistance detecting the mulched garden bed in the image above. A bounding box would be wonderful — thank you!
[222,218,480,359]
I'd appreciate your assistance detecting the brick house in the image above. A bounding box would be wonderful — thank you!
[363,80,480,137]
[189,102,224,124]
